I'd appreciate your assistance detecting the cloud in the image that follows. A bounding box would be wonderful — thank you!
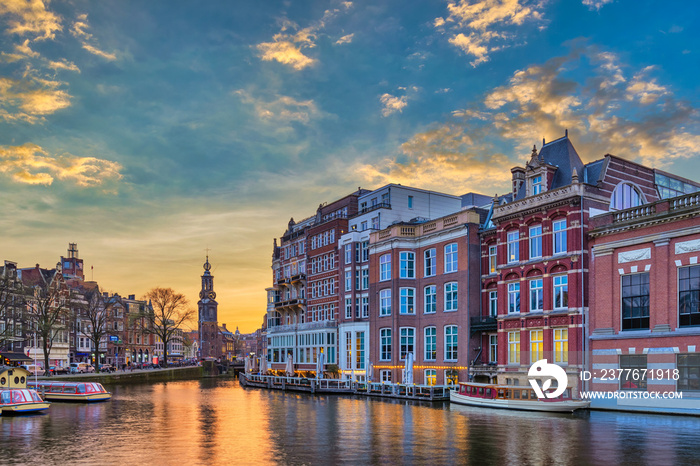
[71,13,117,61]
[380,93,408,117]
[48,59,80,72]
[0,143,123,188]
[354,45,700,196]
[0,76,71,122]
[582,0,614,10]
[235,90,321,124]
[0,0,62,40]
[436,0,546,67]
[335,33,354,45]
[256,4,354,70]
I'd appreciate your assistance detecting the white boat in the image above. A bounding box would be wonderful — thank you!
[28,381,112,402]
[0,366,50,414]
[450,382,590,413]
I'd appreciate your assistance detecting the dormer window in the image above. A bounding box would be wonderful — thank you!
[610,182,644,210]
[532,175,543,195]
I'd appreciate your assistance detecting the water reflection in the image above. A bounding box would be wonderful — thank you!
[0,380,699,465]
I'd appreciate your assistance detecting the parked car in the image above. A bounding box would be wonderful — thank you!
[70,362,90,374]
[21,364,45,376]
[49,366,69,375]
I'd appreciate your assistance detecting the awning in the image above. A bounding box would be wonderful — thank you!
[0,351,33,363]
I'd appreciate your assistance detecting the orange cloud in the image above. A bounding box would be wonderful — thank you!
[0,0,62,40]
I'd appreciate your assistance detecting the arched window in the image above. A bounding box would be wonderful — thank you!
[610,183,644,210]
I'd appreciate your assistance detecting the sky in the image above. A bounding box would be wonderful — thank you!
[0,0,698,332]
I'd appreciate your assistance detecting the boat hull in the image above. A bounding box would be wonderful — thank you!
[41,392,112,402]
[1,402,51,414]
[450,391,590,413]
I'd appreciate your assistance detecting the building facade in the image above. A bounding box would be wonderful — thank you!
[198,255,221,359]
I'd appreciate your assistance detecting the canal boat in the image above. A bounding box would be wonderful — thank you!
[27,380,112,402]
[450,382,590,413]
[0,366,50,414]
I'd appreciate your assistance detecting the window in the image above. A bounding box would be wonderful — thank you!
[379,254,391,281]
[507,231,519,263]
[424,369,437,386]
[380,289,391,316]
[424,248,436,277]
[424,327,436,361]
[380,370,392,383]
[362,296,369,318]
[489,290,497,317]
[380,329,392,361]
[530,329,543,363]
[554,328,568,364]
[553,219,567,254]
[489,335,498,363]
[553,275,568,310]
[400,252,415,278]
[488,246,497,274]
[445,370,458,385]
[622,273,650,330]
[361,241,369,262]
[355,270,360,290]
[445,243,458,273]
[400,288,415,315]
[371,216,379,230]
[346,332,352,368]
[444,326,458,361]
[508,331,520,364]
[408,195,413,208]
[529,278,543,312]
[445,282,458,312]
[361,269,369,290]
[345,297,352,319]
[400,328,415,360]
[356,332,365,369]
[529,225,542,259]
[610,182,644,210]
[679,265,700,327]
[619,355,647,390]
[532,175,543,195]
[678,354,700,392]
[508,282,520,314]
[361,221,368,231]
[424,285,436,314]
[345,270,352,291]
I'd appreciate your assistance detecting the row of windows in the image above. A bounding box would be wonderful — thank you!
[311,229,336,250]
[379,244,459,281]
[283,241,306,260]
[499,219,567,266]
[379,326,459,362]
[277,261,306,280]
[345,241,370,264]
[310,253,335,274]
[379,283,459,316]
[499,274,569,314]
[309,304,335,322]
[309,279,336,299]
[620,266,700,330]
[618,354,700,392]
[506,328,569,365]
[345,268,370,291]
[344,296,369,319]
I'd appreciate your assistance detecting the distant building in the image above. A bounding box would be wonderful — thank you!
[198,255,221,359]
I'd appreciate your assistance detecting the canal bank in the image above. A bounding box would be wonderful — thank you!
[42,366,224,385]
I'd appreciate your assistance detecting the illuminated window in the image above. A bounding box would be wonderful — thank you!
[489,334,498,363]
[530,329,543,363]
[400,288,415,315]
[400,252,415,279]
[554,328,568,364]
[488,246,497,274]
[424,369,436,386]
[508,331,520,365]
[355,332,365,369]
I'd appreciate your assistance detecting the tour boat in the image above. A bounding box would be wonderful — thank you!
[450,382,590,413]
[28,380,112,402]
[0,366,50,414]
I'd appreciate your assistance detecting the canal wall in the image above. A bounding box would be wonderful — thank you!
[46,366,214,385]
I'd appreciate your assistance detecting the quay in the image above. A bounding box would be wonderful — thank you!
[239,373,451,401]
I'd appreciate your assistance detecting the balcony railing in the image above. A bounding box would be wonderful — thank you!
[351,202,391,218]
[267,320,337,334]
[470,316,497,333]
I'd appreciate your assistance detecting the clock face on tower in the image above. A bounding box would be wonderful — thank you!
[199,290,205,299]
[208,291,216,300]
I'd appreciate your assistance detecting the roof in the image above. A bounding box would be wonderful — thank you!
[515,134,584,201]
[583,158,605,185]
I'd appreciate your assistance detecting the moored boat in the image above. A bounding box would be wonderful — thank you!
[450,382,590,413]
[28,380,112,402]
[0,366,50,414]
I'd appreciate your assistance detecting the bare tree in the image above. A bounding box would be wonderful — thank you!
[140,287,194,367]
[76,286,110,372]
[32,271,71,375]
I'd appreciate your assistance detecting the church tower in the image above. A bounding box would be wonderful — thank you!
[198,255,220,359]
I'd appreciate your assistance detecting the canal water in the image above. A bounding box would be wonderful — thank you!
[1,379,700,465]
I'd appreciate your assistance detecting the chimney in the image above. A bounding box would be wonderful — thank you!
[128,294,135,300]
[511,167,526,197]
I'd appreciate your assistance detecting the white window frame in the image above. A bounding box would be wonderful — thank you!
[553,219,567,255]
[507,231,519,263]
[508,331,520,365]
[444,243,458,273]
[424,285,436,314]
[400,252,415,279]
[424,248,436,277]
[444,325,458,361]
[530,329,543,364]
[488,290,497,317]
[380,328,391,361]
[424,326,436,361]
[379,254,391,281]
[400,288,415,315]
[554,328,568,364]
[529,225,542,259]
[444,282,458,312]
[379,289,391,316]
[508,282,520,314]
[553,275,568,310]
[529,278,543,312]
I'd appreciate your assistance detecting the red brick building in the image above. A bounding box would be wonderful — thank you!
[589,189,700,397]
